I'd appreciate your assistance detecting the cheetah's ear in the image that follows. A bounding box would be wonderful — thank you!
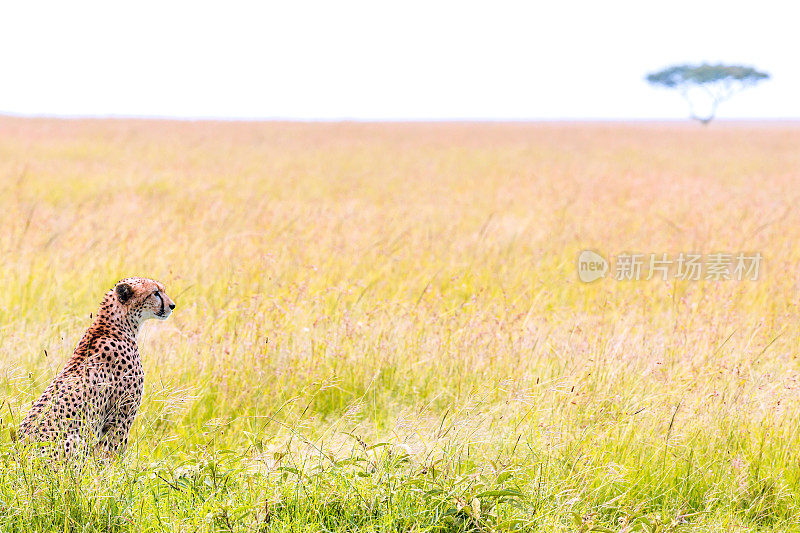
[116,282,134,304]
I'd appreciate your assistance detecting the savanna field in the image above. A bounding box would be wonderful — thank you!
[1,117,800,532]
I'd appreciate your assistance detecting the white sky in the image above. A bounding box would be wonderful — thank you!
[1,1,798,120]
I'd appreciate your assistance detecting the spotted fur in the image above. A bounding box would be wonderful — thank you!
[18,277,176,458]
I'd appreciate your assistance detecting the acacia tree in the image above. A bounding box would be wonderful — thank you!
[646,64,769,125]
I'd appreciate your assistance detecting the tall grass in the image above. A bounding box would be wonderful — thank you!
[0,118,799,531]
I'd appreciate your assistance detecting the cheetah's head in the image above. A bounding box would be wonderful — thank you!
[113,277,176,325]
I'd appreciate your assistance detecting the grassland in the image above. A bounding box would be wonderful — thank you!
[0,118,799,531]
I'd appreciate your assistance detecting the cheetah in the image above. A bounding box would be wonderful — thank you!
[18,277,176,458]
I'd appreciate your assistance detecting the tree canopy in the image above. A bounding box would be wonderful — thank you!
[646,63,770,124]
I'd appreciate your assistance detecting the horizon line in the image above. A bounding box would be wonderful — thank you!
[2,112,800,124]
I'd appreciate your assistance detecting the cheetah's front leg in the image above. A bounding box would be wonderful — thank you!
[97,395,139,458]
[97,413,136,457]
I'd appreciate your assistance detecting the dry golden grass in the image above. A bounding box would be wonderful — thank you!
[0,117,799,531]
